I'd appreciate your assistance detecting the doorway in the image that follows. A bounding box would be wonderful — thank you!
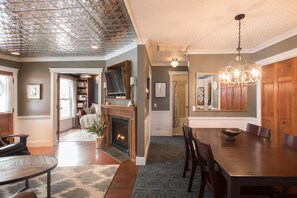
[169,71,188,136]
[50,68,103,146]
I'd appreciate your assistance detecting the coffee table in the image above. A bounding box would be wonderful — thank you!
[0,155,58,198]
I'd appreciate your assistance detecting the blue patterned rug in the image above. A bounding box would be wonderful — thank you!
[132,136,211,198]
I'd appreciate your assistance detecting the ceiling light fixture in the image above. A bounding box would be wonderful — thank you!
[80,74,91,78]
[11,52,20,56]
[171,58,179,67]
[219,14,261,87]
[91,45,99,49]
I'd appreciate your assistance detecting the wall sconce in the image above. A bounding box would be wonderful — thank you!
[95,75,99,83]
[171,58,179,68]
[128,77,135,107]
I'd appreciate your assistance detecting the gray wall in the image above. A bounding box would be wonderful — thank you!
[0,58,20,68]
[136,45,150,157]
[151,66,188,111]
[188,54,257,117]
[18,61,105,116]
[253,34,297,61]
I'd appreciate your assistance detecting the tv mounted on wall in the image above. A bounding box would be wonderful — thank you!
[104,67,126,96]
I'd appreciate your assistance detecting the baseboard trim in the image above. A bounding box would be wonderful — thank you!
[136,137,150,165]
[27,140,52,147]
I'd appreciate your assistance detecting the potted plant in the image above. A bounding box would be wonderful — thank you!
[87,117,106,149]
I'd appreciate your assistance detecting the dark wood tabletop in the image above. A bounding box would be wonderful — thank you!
[193,128,297,198]
[0,155,58,197]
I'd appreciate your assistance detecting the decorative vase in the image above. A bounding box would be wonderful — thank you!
[96,136,104,149]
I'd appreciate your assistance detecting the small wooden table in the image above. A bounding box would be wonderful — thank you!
[0,155,58,198]
[193,128,297,198]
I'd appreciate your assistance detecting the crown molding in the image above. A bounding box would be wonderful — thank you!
[255,48,297,66]
[251,27,297,53]
[105,42,137,60]
[124,0,141,38]
[187,49,254,55]
[134,39,148,45]
[19,55,106,62]
[0,54,20,62]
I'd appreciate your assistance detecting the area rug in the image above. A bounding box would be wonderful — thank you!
[0,165,119,198]
[60,129,97,142]
[101,147,130,163]
[132,136,211,198]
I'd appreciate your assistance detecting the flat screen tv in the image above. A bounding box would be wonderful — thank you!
[104,68,126,96]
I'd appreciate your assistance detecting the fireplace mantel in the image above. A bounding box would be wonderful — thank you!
[101,105,136,160]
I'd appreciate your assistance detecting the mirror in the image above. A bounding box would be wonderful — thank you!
[196,73,220,111]
[195,73,247,111]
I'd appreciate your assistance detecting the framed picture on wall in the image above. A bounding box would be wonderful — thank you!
[154,82,166,98]
[27,84,41,99]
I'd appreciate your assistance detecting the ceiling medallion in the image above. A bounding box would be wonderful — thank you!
[219,14,261,87]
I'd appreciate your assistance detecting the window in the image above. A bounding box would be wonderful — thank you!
[0,74,13,113]
[60,78,74,119]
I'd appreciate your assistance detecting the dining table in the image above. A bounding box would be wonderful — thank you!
[192,128,297,198]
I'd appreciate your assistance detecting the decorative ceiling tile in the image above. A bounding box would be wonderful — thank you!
[0,0,137,57]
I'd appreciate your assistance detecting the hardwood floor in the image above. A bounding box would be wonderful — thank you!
[29,141,138,198]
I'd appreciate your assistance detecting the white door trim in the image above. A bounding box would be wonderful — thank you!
[169,71,188,136]
[49,68,103,145]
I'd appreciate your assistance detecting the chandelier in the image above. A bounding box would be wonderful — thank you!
[219,14,261,86]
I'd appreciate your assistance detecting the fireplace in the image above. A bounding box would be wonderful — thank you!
[110,116,130,154]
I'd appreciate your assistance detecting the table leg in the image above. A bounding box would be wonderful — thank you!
[227,178,240,198]
[47,171,51,198]
[25,179,29,189]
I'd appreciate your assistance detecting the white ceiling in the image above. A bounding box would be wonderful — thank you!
[126,0,297,66]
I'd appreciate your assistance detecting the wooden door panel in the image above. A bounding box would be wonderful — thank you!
[226,87,234,110]
[233,87,241,110]
[220,86,226,110]
[278,81,292,122]
[262,83,274,118]
[241,86,247,111]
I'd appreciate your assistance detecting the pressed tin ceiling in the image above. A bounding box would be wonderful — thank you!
[0,0,137,57]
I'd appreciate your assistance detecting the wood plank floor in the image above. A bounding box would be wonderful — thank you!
[29,141,138,198]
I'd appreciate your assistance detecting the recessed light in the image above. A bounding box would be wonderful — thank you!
[11,52,20,55]
[91,45,98,49]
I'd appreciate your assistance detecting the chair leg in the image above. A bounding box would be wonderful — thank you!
[183,154,189,177]
[199,175,205,198]
[187,164,196,192]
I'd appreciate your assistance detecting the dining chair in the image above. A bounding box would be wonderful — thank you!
[275,133,297,198]
[182,124,199,192]
[283,133,297,150]
[246,123,260,135]
[195,138,273,198]
[258,126,271,140]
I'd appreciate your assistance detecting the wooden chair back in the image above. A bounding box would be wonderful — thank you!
[246,123,260,135]
[195,138,221,198]
[182,125,198,165]
[258,126,271,140]
[283,133,297,150]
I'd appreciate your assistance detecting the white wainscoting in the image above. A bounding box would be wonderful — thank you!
[60,117,74,132]
[188,117,259,130]
[136,114,151,165]
[150,111,171,136]
[15,115,53,147]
